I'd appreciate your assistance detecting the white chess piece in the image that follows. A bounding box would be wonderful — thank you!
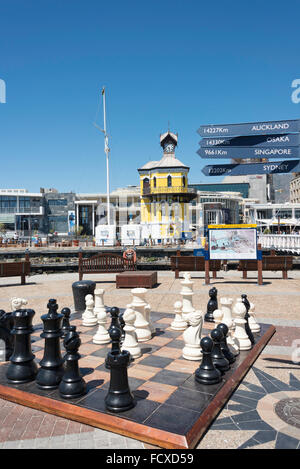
[82,294,98,327]
[182,310,204,360]
[248,302,260,333]
[11,297,28,311]
[213,308,223,325]
[93,290,110,344]
[171,301,188,331]
[144,303,155,335]
[131,288,152,342]
[93,289,106,317]
[233,299,252,350]
[121,308,141,359]
[220,297,234,331]
[180,272,195,321]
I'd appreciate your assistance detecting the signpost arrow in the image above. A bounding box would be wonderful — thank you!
[197,146,300,159]
[199,133,300,148]
[198,119,300,137]
[201,159,300,177]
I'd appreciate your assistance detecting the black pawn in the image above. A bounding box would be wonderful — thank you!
[204,287,218,322]
[216,323,236,364]
[195,336,222,385]
[6,308,38,384]
[241,294,255,345]
[108,306,121,332]
[59,326,86,399]
[61,307,71,339]
[0,310,14,361]
[211,328,230,373]
[36,299,64,389]
[105,326,135,413]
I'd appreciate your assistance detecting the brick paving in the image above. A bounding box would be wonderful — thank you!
[0,271,299,449]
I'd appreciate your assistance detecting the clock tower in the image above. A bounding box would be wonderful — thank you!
[137,131,196,243]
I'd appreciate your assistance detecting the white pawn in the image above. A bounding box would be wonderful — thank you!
[11,297,28,311]
[220,297,234,331]
[82,294,98,327]
[233,299,251,351]
[180,271,195,322]
[93,292,110,344]
[144,303,155,336]
[131,288,152,342]
[93,289,106,317]
[182,310,204,361]
[249,302,260,333]
[171,301,188,331]
[121,308,141,359]
[213,309,223,325]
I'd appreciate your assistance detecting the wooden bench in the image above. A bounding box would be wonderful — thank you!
[238,255,293,283]
[78,252,136,281]
[0,254,31,285]
[170,253,221,281]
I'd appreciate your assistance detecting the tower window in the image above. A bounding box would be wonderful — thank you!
[167,175,172,187]
[153,177,156,188]
[182,176,186,187]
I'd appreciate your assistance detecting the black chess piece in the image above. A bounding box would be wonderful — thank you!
[195,336,222,385]
[59,326,86,399]
[105,326,135,413]
[105,307,122,370]
[0,310,14,361]
[210,328,230,373]
[204,287,218,322]
[6,308,38,384]
[216,323,236,364]
[119,311,126,344]
[241,294,255,345]
[61,307,71,339]
[36,299,64,389]
[108,306,121,332]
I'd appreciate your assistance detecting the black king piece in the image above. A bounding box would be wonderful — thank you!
[36,299,64,389]
[105,323,134,413]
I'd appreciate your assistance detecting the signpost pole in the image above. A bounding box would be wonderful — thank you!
[257,243,263,286]
[204,242,210,285]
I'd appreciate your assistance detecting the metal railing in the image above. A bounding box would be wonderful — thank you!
[143,186,194,196]
[259,234,300,254]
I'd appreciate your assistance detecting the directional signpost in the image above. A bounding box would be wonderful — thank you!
[198,119,300,137]
[197,146,300,159]
[201,159,300,177]
[197,118,300,176]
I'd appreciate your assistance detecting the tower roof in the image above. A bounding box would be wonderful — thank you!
[160,131,178,148]
[138,154,189,171]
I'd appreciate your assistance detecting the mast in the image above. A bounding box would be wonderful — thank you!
[102,87,111,225]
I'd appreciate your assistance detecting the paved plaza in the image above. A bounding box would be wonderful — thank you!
[0,270,299,449]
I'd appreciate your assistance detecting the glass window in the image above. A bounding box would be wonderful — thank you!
[182,176,186,187]
[48,199,68,206]
[167,175,172,187]
[153,177,156,188]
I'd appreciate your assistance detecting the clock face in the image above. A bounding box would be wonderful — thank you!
[164,143,175,153]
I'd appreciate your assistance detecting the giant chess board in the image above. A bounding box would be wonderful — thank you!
[0,311,275,449]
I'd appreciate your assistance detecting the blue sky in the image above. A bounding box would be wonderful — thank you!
[1,0,300,193]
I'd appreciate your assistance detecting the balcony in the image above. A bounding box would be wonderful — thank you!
[142,186,196,200]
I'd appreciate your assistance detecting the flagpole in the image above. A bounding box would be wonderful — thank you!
[102,87,110,225]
